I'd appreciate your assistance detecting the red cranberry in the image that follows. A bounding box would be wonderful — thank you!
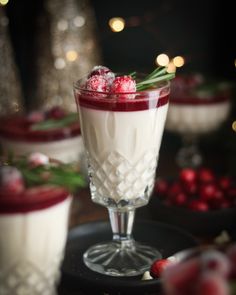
[171,192,188,207]
[85,74,110,93]
[150,258,172,278]
[199,183,218,202]
[183,181,197,195]
[110,76,136,98]
[0,166,25,194]
[227,187,236,201]
[198,168,215,184]
[154,178,168,196]
[188,200,209,212]
[208,189,225,209]
[167,182,182,199]
[179,168,197,183]
[219,176,232,191]
[88,65,112,77]
[197,272,230,295]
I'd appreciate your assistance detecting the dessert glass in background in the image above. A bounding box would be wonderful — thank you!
[165,75,231,168]
[74,68,171,277]
[0,155,77,295]
[0,189,71,295]
[0,107,84,165]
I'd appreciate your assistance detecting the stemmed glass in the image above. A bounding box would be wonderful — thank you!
[73,77,170,277]
[165,75,231,168]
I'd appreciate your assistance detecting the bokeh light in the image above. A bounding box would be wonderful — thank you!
[109,17,125,32]
[156,54,169,67]
[0,0,9,5]
[166,61,176,73]
[173,56,185,67]
[66,50,78,62]
[232,121,236,132]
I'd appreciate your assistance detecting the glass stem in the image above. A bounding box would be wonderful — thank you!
[108,208,135,247]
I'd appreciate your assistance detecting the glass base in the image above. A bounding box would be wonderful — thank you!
[83,240,161,277]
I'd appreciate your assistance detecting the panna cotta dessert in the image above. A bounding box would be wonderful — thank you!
[75,67,170,207]
[165,75,231,135]
[0,106,84,164]
[74,66,174,277]
[0,153,84,294]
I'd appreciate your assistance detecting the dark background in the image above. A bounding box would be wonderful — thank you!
[4,0,236,175]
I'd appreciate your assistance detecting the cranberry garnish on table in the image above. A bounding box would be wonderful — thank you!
[154,168,236,211]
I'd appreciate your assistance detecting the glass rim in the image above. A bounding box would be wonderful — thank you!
[73,77,170,96]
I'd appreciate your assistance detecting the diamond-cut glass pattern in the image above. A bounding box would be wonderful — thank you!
[88,151,158,202]
[0,256,62,295]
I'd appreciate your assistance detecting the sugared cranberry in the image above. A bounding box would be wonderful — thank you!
[28,152,49,167]
[199,183,218,202]
[201,250,230,277]
[162,257,201,295]
[150,258,172,278]
[198,168,215,184]
[0,166,25,194]
[88,66,115,85]
[179,168,197,183]
[110,76,136,97]
[197,272,230,295]
[46,106,66,119]
[85,74,110,92]
[188,200,209,211]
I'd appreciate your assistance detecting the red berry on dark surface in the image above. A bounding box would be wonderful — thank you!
[167,182,182,199]
[198,168,215,184]
[188,200,209,211]
[219,177,232,191]
[154,178,168,196]
[171,192,188,206]
[199,184,218,202]
[179,168,197,183]
[183,181,197,195]
[150,258,172,278]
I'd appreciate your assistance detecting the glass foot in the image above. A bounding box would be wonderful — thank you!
[83,240,161,276]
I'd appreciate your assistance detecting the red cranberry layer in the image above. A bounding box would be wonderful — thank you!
[0,116,80,142]
[75,88,169,112]
[0,185,70,214]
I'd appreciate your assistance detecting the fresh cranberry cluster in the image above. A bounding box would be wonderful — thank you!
[150,244,236,295]
[154,168,236,211]
[84,65,136,95]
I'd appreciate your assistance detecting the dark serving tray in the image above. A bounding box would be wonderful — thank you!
[58,220,198,295]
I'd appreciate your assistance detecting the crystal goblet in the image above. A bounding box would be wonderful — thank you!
[74,77,170,277]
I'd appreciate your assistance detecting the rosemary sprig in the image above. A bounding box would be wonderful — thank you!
[136,66,175,91]
[30,113,78,131]
[8,155,86,193]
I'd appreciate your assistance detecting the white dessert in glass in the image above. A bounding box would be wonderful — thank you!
[0,153,85,294]
[73,66,172,277]
[0,186,71,295]
[0,111,84,164]
[165,75,231,167]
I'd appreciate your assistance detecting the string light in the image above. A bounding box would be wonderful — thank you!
[156,54,169,67]
[109,17,125,32]
[173,56,185,67]
[166,61,176,73]
[0,0,9,5]
[232,121,236,132]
